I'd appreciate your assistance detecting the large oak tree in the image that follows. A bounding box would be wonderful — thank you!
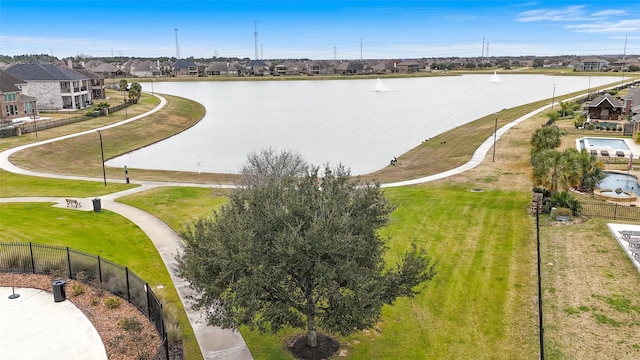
[176,149,436,348]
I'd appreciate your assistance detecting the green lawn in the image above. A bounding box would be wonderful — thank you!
[0,201,203,360]
[0,169,137,198]
[117,183,538,359]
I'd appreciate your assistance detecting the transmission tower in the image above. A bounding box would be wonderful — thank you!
[174,28,180,59]
[254,21,259,59]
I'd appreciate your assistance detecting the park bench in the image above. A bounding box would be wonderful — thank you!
[65,199,81,208]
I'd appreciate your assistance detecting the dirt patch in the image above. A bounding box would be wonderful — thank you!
[286,333,340,360]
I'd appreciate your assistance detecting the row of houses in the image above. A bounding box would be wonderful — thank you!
[78,58,425,78]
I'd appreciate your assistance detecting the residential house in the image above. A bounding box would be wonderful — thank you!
[130,60,162,77]
[335,61,364,75]
[576,57,610,71]
[205,61,239,76]
[85,61,123,80]
[0,69,38,124]
[173,59,199,76]
[610,58,640,72]
[371,61,396,74]
[395,60,421,73]
[73,67,106,101]
[302,61,322,76]
[274,61,302,76]
[586,93,624,121]
[244,59,270,76]
[5,62,94,110]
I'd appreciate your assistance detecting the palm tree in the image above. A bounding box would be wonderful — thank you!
[577,149,606,192]
[532,148,581,194]
[129,82,142,103]
[530,125,564,154]
[118,79,128,103]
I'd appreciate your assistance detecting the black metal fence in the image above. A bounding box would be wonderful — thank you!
[579,200,640,222]
[0,242,169,360]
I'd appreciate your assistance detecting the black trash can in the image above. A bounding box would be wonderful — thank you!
[51,279,66,302]
[92,198,101,212]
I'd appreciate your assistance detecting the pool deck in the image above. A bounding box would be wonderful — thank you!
[577,136,640,159]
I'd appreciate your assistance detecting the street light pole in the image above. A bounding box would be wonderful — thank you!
[493,113,498,162]
[32,104,38,139]
[551,84,556,109]
[97,130,106,186]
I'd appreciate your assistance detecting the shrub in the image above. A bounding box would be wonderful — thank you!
[104,297,121,309]
[71,283,85,296]
[85,110,98,118]
[119,317,143,332]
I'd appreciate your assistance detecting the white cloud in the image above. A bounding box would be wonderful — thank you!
[590,9,627,17]
[567,19,640,34]
[517,6,585,22]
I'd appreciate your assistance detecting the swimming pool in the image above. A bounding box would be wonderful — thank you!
[597,172,640,196]
[583,138,630,150]
[576,137,638,158]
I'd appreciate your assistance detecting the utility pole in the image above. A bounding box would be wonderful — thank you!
[360,38,363,61]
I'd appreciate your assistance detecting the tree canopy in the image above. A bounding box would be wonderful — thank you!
[176,149,436,349]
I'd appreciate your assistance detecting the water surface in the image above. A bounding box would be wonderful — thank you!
[108,75,620,175]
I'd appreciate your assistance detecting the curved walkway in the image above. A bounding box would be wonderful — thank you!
[0,92,560,360]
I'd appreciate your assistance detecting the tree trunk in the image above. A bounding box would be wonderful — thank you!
[307,316,317,348]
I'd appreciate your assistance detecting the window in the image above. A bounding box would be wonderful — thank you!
[5,104,18,116]
[4,93,17,102]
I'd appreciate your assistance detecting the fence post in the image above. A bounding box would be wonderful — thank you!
[29,242,35,274]
[146,283,152,318]
[613,203,618,220]
[125,266,131,302]
[98,256,102,283]
[66,247,72,279]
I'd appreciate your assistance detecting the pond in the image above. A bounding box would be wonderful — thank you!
[107,74,621,175]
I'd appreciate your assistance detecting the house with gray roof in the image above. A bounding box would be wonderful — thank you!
[205,62,239,76]
[0,69,38,124]
[173,59,199,76]
[5,62,94,110]
[586,93,624,121]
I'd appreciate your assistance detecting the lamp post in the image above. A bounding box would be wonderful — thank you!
[32,104,38,139]
[97,130,106,186]
[551,84,556,109]
[492,113,498,162]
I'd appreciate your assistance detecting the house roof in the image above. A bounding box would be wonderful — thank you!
[588,93,623,108]
[5,62,88,81]
[173,59,197,70]
[247,59,269,68]
[206,62,230,71]
[72,67,102,79]
[0,69,26,93]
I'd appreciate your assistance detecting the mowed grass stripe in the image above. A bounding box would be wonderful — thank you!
[331,184,538,360]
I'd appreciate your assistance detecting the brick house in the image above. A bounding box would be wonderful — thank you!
[5,62,96,110]
[0,69,38,124]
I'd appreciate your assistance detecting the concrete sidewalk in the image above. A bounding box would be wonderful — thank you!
[0,287,107,359]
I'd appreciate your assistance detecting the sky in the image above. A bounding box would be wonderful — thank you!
[1,0,639,60]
